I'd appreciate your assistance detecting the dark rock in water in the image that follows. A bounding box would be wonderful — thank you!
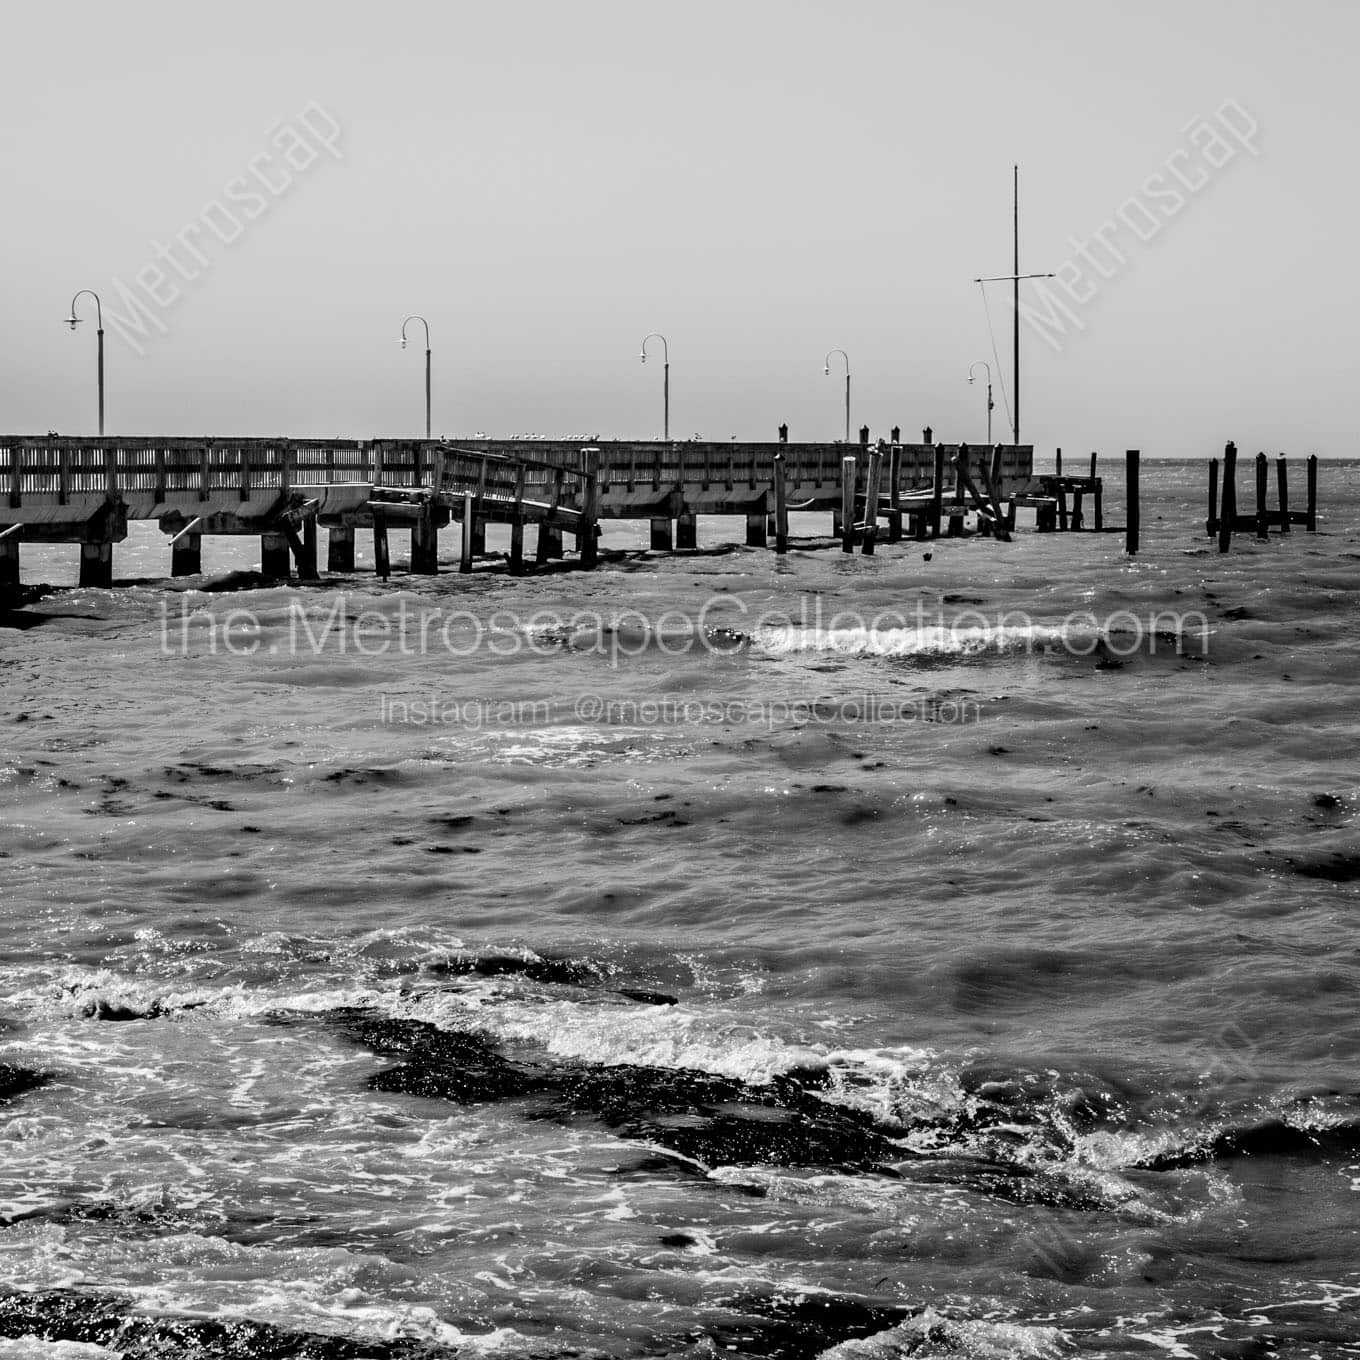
[691,1290,919,1360]
[428,952,604,987]
[0,1063,49,1102]
[616,987,678,1006]
[1288,851,1360,882]
[341,1014,545,1105]
[328,1011,903,1173]
[1137,1116,1360,1170]
[0,1289,454,1359]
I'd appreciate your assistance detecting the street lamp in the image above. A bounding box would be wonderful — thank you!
[968,361,994,446]
[65,289,104,436]
[824,349,850,443]
[399,315,432,439]
[639,332,668,441]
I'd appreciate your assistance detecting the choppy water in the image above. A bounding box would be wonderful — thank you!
[2,459,1358,1358]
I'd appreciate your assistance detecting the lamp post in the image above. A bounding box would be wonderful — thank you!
[65,290,104,436]
[639,332,668,441]
[400,315,432,439]
[968,361,994,445]
[824,348,850,443]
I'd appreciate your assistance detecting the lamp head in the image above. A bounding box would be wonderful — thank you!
[639,353,646,363]
[400,338,407,349]
[823,365,830,376]
[66,316,80,329]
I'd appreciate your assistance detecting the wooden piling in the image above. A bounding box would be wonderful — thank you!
[535,523,562,565]
[327,525,356,572]
[931,445,945,539]
[841,454,856,552]
[1125,449,1140,555]
[170,517,202,576]
[887,444,903,541]
[1306,454,1317,531]
[0,524,20,591]
[676,512,697,551]
[1218,441,1236,553]
[580,448,600,568]
[78,538,113,588]
[861,446,882,555]
[260,531,290,579]
[773,452,788,554]
[458,493,474,574]
[1276,456,1290,534]
[509,519,525,575]
[373,507,391,580]
[745,510,768,547]
[1207,458,1219,537]
[1255,452,1269,540]
[947,445,966,537]
[649,517,673,551]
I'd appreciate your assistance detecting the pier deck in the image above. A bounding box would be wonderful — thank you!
[0,436,1034,586]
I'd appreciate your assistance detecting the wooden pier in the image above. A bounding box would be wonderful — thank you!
[0,433,1039,588]
[1206,442,1317,552]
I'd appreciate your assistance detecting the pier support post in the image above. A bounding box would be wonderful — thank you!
[1306,454,1317,531]
[170,525,202,577]
[1126,449,1140,555]
[459,493,474,574]
[509,519,525,576]
[650,517,673,551]
[841,454,856,552]
[888,444,903,541]
[1276,456,1290,534]
[261,531,290,579]
[1255,452,1269,540]
[580,448,601,569]
[0,526,20,592]
[931,445,944,538]
[79,538,114,588]
[327,525,356,572]
[373,509,391,581]
[745,510,767,547]
[861,446,883,555]
[470,521,486,557]
[410,501,439,574]
[676,512,697,551]
[1218,442,1236,554]
[536,524,563,563]
[773,453,788,555]
[1207,459,1218,538]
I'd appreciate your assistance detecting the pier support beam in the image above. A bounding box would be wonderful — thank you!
[170,530,201,577]
[773,454,788,555]
[79,538,114,588]
[470,521,486,557]
[410,503,439,574]
[459,494,475,574]
[676,512,697,551]
[745,510,767,547]
[1126,449,1141,555]
[0,527,20,592]
[261,531,290,579]
[536,524,563,563]
[650,517,673,551]
[509,519,525,576]
[327,525,355,572]
[373,510,391,580]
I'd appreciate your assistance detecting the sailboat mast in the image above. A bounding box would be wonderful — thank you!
[1013,164,1020,445]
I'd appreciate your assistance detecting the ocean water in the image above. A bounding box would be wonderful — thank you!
[2,458,1358,1359]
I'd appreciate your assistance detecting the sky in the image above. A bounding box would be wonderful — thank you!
[2,0,1355,457]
